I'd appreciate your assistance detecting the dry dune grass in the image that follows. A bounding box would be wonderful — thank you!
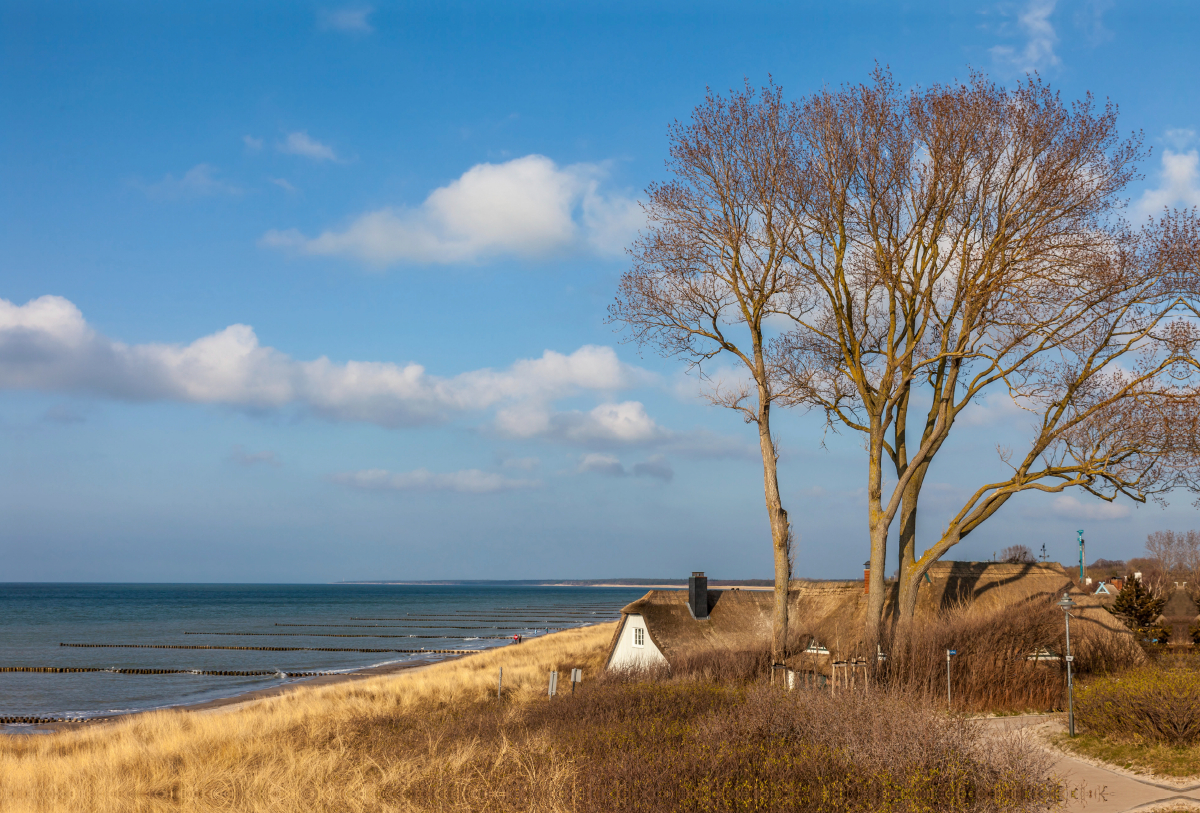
[0,622,614,813]
[0,610,1068,813]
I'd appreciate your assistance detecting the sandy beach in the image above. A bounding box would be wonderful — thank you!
[2,653,472,735]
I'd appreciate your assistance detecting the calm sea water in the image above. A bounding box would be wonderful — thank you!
[0,584,646,724]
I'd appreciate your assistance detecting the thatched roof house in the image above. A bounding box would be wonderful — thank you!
[606,563,1135,671]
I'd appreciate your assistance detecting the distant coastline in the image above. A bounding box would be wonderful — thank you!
[334,579,774,588]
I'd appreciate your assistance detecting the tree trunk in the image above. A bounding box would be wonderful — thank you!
[895,462,930,626]
[864,426,888,649]
[757,393,791,663]
[899,527,962,622]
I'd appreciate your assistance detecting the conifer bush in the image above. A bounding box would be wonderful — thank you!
[1109,578,1169,645]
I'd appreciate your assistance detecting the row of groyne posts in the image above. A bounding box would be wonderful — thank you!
[1,603,623,726]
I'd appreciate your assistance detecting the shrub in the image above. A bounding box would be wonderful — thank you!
[515,681,1058,812]
[1109,578,1168,644]
[1075,667,1200,745]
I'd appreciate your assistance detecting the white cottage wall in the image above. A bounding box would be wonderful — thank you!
[606,613,668,670]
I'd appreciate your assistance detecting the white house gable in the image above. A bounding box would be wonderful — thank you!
[607,613,667,670]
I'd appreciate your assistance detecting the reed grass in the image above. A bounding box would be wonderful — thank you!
[876,596,1141,713]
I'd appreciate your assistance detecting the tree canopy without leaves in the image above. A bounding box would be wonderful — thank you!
[609,84,803,660]
[1000,545,1036,564]
[765,69,1200,641]
[615,70,1200,654]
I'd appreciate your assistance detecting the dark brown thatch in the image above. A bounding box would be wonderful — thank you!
[607,562,1137,671]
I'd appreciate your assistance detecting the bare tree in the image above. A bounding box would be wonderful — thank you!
[609,84,805,661]
[1146,529,1200,598]
[1145,529,1183,572]
[1000,545,1035,564]
[768,69,1200,642]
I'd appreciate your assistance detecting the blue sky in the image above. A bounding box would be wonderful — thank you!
[2,0,1198,582]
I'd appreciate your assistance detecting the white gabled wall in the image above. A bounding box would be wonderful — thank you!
[607,613,668,670]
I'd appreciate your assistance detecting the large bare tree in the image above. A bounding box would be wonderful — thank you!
[768,70,1200,642]
[610,84,804,660]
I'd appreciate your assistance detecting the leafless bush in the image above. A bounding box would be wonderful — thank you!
[1000,545,1036,564]
[1146,530,1200,601]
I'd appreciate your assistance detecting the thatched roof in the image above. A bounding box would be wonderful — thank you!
[609,562,1135,668]
[1162,589,1199,620]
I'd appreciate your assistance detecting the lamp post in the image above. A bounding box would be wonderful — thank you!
[1057,593,1077,737]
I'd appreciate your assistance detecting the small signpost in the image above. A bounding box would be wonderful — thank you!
[946,649,957,710]
[497,667,503,699]
[548,670,558,698]
[570,668,582,693]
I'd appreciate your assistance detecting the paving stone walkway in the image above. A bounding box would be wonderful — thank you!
[981,715,1200,812]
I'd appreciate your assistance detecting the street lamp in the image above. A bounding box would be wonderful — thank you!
[1057,593,1077,737]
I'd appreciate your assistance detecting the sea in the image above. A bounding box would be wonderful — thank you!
[0,583,648,726]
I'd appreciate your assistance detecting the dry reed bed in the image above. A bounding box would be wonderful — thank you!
[0,622,613,813]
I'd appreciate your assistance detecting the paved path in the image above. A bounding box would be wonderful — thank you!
[981,715,1200,812]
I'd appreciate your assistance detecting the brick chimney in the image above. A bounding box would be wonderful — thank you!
[863,561,870,594]
[689,572,708,619]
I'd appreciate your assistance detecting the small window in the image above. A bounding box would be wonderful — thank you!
[633,627,645,648]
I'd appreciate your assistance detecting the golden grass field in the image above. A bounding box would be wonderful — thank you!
[0,621,616,813]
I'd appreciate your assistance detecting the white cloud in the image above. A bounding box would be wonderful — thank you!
[990,0,1060,73]
[1135,149,1200,219]
[958,392,1030,427]
[577,453,626,477]
[269,178,299,194]
[277,132,340,162]
[1051,494,1131,520]
[497,401,664,445]
[1072,0,1112,46]
[332,468,537,494]
[228,445,281,467]
[137,164,242,199]
[320,7,373,32]
[1165,129,1197,150]
[243,135,264,151]
[261,154,642,266]
[495,398,753,457]
[0,295,651,430]
[671,364,755,402]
